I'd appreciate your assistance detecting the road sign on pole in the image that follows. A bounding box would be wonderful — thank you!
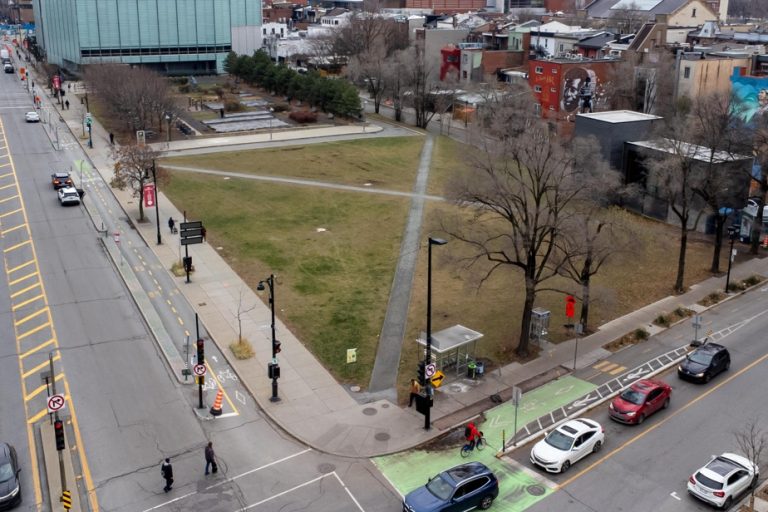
[425,363,437,378]
[193,364,206,377]
[47,394,66,413]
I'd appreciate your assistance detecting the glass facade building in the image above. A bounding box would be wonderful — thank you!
[32,0,262,74]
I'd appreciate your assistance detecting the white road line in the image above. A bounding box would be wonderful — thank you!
[242,473,329,510]
[140,449,312,512]
[670,491,681,500]
[331,472,366,512]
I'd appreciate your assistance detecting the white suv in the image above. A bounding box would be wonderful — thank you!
[688,453,758,509]
[57,187,81,206]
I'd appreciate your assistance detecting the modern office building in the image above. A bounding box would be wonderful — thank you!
[32,0,262,74]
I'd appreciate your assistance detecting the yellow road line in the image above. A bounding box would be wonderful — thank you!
[25,374,64,401]
[15,307,47,327]
[62,380,99,510]
[1,223,25,235]
[19,338,56,360]
[27,408,49,424]
[6,259,34,274]
[8,270,37,286]
[206,362,240,416]
[17,321,50,340]
[177,317,184,325]
[558,352,768,489]
[11,293,44,311]
[0,206,22,217]
[10,281,41,299]
[3,238,30,252]
[22,355,59,379]
[0,182,17,190]
[592,360,611,370]
[0,193,19,204]
[608,366,626,375]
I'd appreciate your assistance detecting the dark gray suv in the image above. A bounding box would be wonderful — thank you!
[678,343,730,383]
[0,442,21,510]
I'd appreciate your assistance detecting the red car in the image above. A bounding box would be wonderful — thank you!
[608,379,671,425]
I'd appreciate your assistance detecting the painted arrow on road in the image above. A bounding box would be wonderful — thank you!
[568,394,596,409]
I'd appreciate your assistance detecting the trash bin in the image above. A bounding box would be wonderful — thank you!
[476,361,485,377]
[467,361,477,379]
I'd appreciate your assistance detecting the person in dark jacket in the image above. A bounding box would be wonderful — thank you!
[168,217,175,234]
[161,458,173,492]
[205,442,216,475]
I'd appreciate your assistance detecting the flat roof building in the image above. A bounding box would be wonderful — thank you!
[32,0,263,74]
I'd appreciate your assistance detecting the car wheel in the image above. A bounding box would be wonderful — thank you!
[722,496,732,509]
[662,398,670,409]
[724,360,731,371]
[561,460,571,473]
[592,440,602,453]
[479,495,494,510]
[703,372,711,383]
[637,414,645,424]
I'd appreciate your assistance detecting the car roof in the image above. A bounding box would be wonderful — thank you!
[442,462,492,485]
[60,186,78,193]
[53,172,70,177]
[556,418,599,436]
[0,442,12,460]
[631,379,666,392]
[693,343,727,355]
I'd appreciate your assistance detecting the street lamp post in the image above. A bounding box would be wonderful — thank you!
[424,237,447,430]
[258,274,281,402]
[151,160,161,245]
[725,226,738,293]
[269,107,274,140]
[165,113,171,143]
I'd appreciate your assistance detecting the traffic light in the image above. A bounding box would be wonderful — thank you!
[196,339,205,364]
[417,361,426,386]
[54,419,65,451]
[273,340,281,354]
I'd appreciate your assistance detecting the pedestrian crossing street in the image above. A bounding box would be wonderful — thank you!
[591,359,627,375]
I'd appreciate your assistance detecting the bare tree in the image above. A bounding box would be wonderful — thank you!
[401,44,439,129]
[444,92,613,357]
[346,43,389,113]
[605,50,675,115]
[733,417,767,512]
[609,2,648,34]
[234,288,257,344]
[110,144,161,222]
[747,117,768,254]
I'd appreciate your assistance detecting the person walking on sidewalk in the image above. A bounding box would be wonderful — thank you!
[65,99,69,110]
[161,458,174,492]
[109,132,114,145]
[408,379,421,407]
[205,442,216,475]
[168,217,175,234]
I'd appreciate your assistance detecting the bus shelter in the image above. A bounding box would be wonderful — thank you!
[416,324,484,376]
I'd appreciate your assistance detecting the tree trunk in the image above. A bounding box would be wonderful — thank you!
[711,214,724,274]
[517,276,537,358]
[138,177,145,222]
[675,225,688,293]
[579,257,592,329]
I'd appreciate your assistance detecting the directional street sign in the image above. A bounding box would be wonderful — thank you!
[47,394,66,413]
[193,364,207,376]
[430,370,445,388]
[425,363,437,378]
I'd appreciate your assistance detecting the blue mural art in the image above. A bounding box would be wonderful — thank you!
[731,67,768,125]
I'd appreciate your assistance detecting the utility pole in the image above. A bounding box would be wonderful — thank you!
[49,352,66,493]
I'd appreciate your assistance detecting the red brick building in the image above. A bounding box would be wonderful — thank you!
[440,46,461,80]
[405,0,487,13]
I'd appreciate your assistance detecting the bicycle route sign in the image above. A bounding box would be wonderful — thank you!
[193,364,207,376]
[47,394,66,413]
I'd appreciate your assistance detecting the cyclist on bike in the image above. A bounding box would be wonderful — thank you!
[465,421,481,450]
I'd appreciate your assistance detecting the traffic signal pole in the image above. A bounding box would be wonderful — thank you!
[49,352,67,493]
[196,314,204,409]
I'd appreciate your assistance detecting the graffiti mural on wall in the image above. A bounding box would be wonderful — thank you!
[731,69,768,125]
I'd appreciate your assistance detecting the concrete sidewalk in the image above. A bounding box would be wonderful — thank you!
[30,68,768,459]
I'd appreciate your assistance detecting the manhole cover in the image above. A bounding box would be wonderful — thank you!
[362,407,377,416]
[381,403,389,409]
[526,485,546,496]
[374,432,390,441]
[318,463,336,474]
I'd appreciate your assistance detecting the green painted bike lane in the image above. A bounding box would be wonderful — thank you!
[374,375,596,510]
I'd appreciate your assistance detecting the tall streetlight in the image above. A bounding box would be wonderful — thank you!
[725,226,738,293]
[165,112,172,143]
[150,161,161,245]
[424,236,447,430]
[269,107,274,140]
[257,274,281,402]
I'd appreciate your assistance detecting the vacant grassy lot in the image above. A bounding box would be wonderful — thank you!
[162,135,723,393]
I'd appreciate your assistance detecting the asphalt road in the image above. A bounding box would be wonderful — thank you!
[512,290,768,512]
[1,68,401,512]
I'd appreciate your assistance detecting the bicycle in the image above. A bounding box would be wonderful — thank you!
[460,431,486,458]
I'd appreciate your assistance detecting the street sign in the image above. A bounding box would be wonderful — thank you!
[143,183,156,208]
[193,364,207,376]
[180,221,203,231]
[425,363,437,378]
[511,386,522,406]
[47,394,66,413]
[430,370,445,388]
[180,236,203,246]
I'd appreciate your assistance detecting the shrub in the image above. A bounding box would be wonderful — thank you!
[674,307,687,317]
[178,84,191,94]
[230,339,254,359]
[224,99,245,112]
[289,110,318,123]
[654,314,670,327]
[743,275,761,287]
[272,103,291,113]
[634,328,649,340]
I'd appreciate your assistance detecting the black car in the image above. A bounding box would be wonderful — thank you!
[403,461,499,512]
[0,442,21,510]
[678,343,730,383]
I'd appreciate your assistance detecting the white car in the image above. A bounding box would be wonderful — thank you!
[25,111,40,123]
[57,186,80,206]
[530,418,604,473]
[688,453,758,509]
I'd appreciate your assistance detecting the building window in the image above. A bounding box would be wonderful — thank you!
[463,71,467,79]
[263,28,267,35]
[534,103,542,115]
[534,85,542,92]
[463,54,468,63]
[549,105,555,110]
[559,44,564,52]
[552,68,557,73]
[550,87,556,92]
[684,66,690,78]
[692,8,696,16]
[535,66,544,74]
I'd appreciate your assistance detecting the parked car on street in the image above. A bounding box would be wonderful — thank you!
[24,111,39,123]
[688,453,757,509]
[530,418,604,473]
[51,172,73,189]
[609,379,671,425]
[678,343,730,383]
[57,186,81,206]
[0,442,21,509]
[402,461,499,511]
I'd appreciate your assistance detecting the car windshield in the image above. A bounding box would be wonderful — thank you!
[0,461,14,482]
[426,474,454,501]
[695,471,723,490]
[545,430,575,451]
[619,389,646,405]
[688,352,713,365]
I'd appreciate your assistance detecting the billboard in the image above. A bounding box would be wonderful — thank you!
[730,68,768,126]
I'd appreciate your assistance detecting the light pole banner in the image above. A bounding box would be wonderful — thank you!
[143,183,156,208]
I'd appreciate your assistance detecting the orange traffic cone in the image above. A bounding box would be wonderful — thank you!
[210,388,223,416]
